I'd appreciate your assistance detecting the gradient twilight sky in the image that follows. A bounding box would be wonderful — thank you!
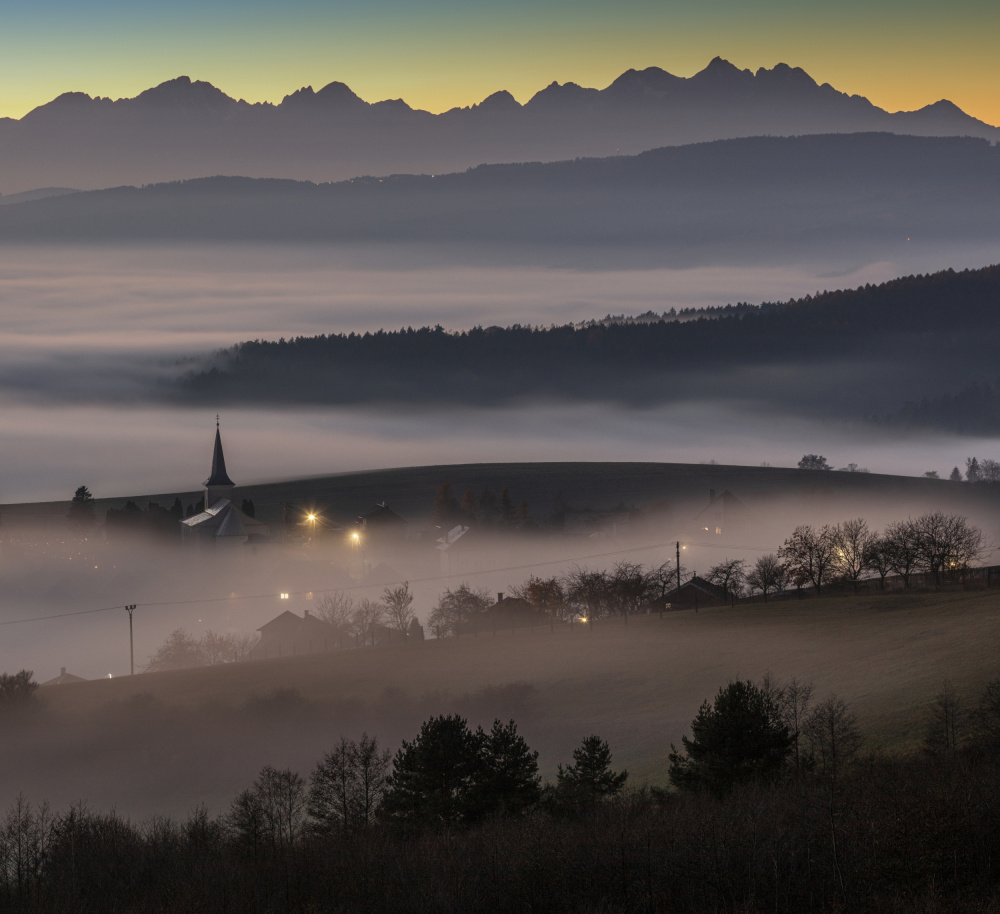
[1,0,998,125]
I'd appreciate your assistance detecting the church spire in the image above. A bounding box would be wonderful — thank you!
[204,416,235,504]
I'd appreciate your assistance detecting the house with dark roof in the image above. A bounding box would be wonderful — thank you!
[357,503,405,539]
[664,576,729,609]
[251,608,346,659]
[180,420,270,548]
[457,593,554,635]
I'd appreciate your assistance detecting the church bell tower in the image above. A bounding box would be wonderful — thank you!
[204,417,236,507]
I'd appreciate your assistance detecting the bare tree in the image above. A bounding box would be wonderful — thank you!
[201,630,260,664]
[382,582,415,632]
[143,629,207,672]
[510,575,569,619]
[831,518,873,589]
[607,561,655,616]
[351,598,387,645]
[865,534,894,590]
[705,558,747,601]
[230,765,306,851]
[980,459,1000,483]
[803,694,863,784]
[746,554,785,602]
[315,592,355,629]
[912,512,986,586]
[648,561,687,604]
[779,525,837,594]
[562,567,614,621]
[883,518,921,588]
[923,682,964,754]
[762,674,815,777]
[427,583,491,637]
[309,733,391,834]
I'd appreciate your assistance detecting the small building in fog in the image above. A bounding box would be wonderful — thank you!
[41,667,88,686]
[252,609,345,659]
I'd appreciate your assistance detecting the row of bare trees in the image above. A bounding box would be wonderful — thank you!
[707,511,987,602]
[144,629,260,672]
[314,582,416,643]
[426,561,688,635]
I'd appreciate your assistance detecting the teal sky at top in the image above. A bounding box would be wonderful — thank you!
[3,0,998,124]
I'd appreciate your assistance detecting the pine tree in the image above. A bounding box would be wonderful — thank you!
[669,680,792,795]
[555,735,627,808]
[67,485,96,528]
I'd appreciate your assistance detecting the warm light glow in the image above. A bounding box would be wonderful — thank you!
[280,592,290,600]
[352,532,360,541]
[307,514,316,521]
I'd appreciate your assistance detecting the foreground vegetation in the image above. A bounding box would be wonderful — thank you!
[4,669,1000,913]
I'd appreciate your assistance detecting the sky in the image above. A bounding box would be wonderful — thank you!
[1,0,999,125]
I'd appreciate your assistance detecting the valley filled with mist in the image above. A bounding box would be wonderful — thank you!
[3,42,1000,913]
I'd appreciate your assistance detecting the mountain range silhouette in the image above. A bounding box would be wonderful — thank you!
[0,59,995,194]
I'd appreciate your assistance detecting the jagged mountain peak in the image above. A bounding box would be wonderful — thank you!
[131,76,236,109]
[280,81,367,109]
[475,90,521,112]
[754,62,819,90]
[605,67,684,100]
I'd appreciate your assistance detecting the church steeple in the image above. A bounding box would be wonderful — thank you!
[204,416,235,506]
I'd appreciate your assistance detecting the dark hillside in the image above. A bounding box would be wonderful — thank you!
[179,264,1000,419]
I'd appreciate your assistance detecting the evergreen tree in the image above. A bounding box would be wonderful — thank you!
[554,735,627,808]
[469,720,541,818]
[669,680,792,796]
[380,715,482,825]
[67,485,96,528]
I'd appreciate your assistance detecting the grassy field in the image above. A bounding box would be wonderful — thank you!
[11,587,1000,818]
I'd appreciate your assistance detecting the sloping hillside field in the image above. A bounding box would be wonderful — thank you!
[7,589,999,817]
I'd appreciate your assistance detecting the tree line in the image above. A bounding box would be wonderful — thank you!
[423,511,987,638]
[180,264,1000,407]
[703,511,987,602]
[6,670,1000,911]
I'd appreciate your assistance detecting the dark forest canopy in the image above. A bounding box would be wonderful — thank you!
[181,264,1000,424]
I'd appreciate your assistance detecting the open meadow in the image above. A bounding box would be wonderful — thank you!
[6,587,999,819]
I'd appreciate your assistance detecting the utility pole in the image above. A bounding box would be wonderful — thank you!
[125,604,137,675]
[676,541,681,595]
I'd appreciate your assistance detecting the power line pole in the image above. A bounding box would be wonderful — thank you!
[676,541,681,595]
[125,604,137,675]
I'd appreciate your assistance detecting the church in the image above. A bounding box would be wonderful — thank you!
[180,420,270,547]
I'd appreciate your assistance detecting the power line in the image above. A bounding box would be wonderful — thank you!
[0,535,772,629]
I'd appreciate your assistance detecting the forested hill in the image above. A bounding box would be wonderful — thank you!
[181,265,1000,421]
[1,134,998,266]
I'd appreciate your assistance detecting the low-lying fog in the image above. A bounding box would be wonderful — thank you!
[1,241,998,502]
[2,241,1000,818]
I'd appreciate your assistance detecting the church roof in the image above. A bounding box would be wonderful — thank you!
[204,423,235,488]
[181,499,268,537]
